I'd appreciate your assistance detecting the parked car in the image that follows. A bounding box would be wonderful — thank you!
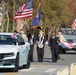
[58,28,76,54]
[0,33,30,72]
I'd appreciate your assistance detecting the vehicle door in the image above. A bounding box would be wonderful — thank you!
[17,35,28,65]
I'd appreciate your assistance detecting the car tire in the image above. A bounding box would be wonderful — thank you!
[23,59,30,69]
[13,53,19,72]
[62,48,66,54]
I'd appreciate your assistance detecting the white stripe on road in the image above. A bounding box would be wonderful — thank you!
[19,67,35,71]
[44,68,57,72]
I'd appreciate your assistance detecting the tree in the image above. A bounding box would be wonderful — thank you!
[0,0,76,35]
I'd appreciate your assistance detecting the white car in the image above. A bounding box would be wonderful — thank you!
[0,33,30,72]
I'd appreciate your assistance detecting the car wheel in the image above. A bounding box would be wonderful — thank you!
[13,54,19,72]
[62,48,66,54]
[23,59,30,69]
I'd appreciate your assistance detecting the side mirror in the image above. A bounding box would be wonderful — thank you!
[20,42,25,45]
[17,41,25,45]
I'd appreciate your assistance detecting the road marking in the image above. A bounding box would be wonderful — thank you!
[44,68,57,72]
[5,73,17,75]
[19,67,35,71]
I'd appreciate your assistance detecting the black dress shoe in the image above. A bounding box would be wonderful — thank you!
[30,60,33,62]
[52,61,57,62]
[38,60,41,62]
[57,56,60,60]
[38,60,43,62]
[41,59,43,62]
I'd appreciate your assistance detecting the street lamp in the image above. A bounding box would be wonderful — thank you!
[1,0,5,32]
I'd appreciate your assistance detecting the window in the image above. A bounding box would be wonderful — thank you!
[17,35,25,45]
[0,35,16,45]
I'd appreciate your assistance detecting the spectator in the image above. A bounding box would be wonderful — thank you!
[20,29,28,42]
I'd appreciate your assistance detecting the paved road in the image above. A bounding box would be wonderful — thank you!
[0,45,76,75]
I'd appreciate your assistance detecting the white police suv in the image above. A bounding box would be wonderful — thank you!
[0,33,30,72]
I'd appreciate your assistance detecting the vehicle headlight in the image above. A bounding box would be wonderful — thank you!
[4,53,15,57]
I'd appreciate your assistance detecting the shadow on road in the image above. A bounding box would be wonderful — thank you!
[0,69,14,73]
[43,58,52,62]
[33,58,52,62]
[0,67,23,73]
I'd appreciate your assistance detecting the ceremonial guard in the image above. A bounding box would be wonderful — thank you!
[28,30,35,62]
[49,31,59,62]
[37,30,45,62]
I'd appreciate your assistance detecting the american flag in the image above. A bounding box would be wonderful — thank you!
[59,42,73,49]
[13,0,33,20]
[72,19,76,29]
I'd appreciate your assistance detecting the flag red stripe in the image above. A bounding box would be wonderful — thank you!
[72,19,76,29]
[13,0,33,20]
[13,14,32,20]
